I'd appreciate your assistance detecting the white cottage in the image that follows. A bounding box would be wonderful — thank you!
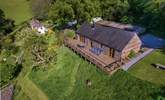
[30,19,48,34]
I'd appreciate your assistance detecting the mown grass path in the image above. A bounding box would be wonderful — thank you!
[63,63,80,97]
[17,74,49,100]
[14,50,49,100]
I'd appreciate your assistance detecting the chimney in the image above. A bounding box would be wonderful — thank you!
[92,20,95,30]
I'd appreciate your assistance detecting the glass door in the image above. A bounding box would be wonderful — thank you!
[80,35,85,43]
[109,48,115,57]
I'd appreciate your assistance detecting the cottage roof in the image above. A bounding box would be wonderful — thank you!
[30,19,43,29]
[76,22,136,52]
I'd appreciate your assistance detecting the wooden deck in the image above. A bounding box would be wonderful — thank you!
[64,38,121,74]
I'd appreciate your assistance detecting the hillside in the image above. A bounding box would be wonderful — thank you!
[0,0,32,25]
[27,47,165,100]
[0,0,165,100]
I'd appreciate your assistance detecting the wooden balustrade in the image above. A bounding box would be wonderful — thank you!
[64,38,120,74]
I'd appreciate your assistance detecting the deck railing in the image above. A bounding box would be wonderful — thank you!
[64,39,107,66]
[64,38,121,74]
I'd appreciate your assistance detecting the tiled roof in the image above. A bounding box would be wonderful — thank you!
[30,19,43,28]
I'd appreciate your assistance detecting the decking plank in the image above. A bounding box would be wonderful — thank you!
[64,38,120,74]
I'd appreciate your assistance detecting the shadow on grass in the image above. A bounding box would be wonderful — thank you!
[14,64,23,78]
[151,87,165,100]
[160,47,165,54]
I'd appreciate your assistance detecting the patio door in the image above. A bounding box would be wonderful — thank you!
[90,41,93,48]
[109,48,115,57]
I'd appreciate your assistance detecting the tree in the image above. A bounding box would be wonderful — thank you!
[31,0,53,19]
[0,9,15,35]
[71,0,101,22]
[18,28,58,69]
[0,9,5,26]
[49,1,75,25]
[0,49,22,87]
[120,16,134,24]
[100,0,129,21]
[49,0,101,24]
[0,62,22,87]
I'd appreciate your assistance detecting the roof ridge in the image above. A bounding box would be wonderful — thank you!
[95,22,136,35]
[76,22,137,51]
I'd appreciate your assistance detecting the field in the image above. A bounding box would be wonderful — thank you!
[26,47,164,100]
[0,0,32,25]
[129,50,165,86]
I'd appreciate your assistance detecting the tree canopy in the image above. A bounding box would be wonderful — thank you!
[0,9,15,36]
[30,0,165,31]
[45,0,165,36]
[30,0,53,19]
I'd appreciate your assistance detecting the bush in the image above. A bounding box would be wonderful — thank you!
[76,24,80,29]
[32,66,40,72]
[120,16,134,24]
[0,62,22,87]
[0,63,15,87]
[64,30,75,38]
[1,36,15,50]
[128,50,136,58]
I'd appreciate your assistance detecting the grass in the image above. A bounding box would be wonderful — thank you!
[0,0,32,25]
[13,49,49,100]
[14,75,49,100]
[16,75,49,100]
[28,47,165,100]
[129,50,165,86]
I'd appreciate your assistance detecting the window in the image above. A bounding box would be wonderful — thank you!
[80,35,85,43]
[109,48,115,57]
[91,41,93,47]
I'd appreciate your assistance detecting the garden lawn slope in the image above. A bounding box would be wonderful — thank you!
[29,47,164,100]
[0,0,32,25]
[129,50,165,86]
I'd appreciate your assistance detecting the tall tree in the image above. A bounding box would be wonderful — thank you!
[49,1,75,24]
[100,0,129,21]
[49,0,101,23]
[31,0,53,19]
[0,9,15,35]
[71,0,101,22]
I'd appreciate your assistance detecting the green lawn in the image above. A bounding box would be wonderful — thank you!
[14,75,49,100]
[129,50,165,86]
[28,47,164,100]
[13,49,49,100]
[0,0,32,25]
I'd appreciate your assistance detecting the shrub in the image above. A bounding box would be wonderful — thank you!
[64,30,75,38]
[32,66,40,72]
[120,16,134,24]
[0,62,22,87]
[76,24,80,29]
[128,50,136,58]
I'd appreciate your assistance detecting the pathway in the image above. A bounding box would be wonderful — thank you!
[18,74,49,100]
[122,49,154,71]
[63,63,80,98]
